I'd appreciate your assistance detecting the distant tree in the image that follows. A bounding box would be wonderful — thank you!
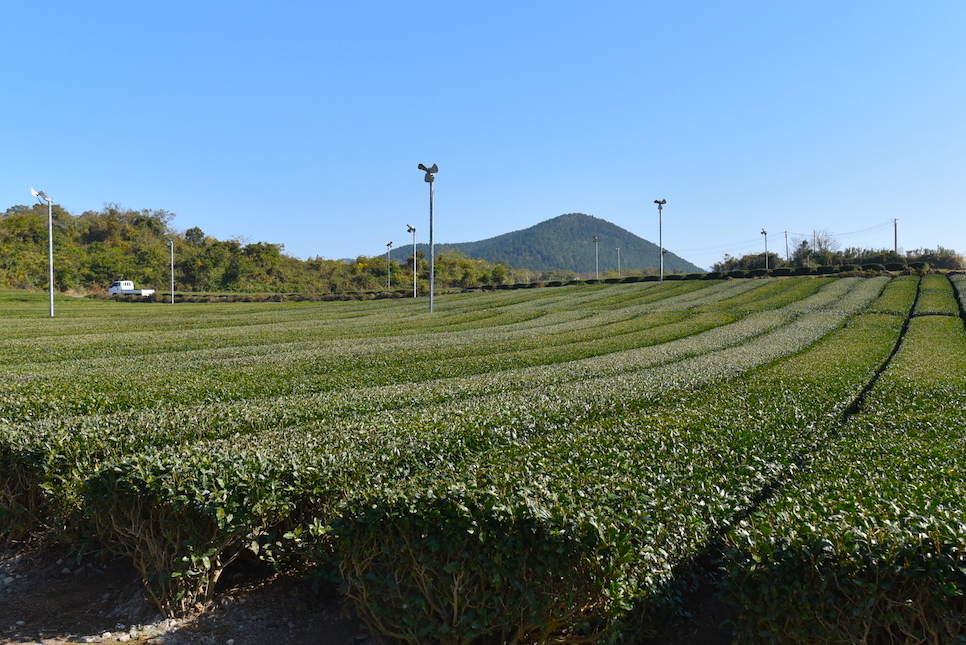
[185,227,206,245]
[906,247,965,270]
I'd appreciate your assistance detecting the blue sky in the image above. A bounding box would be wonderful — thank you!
[3,1,963,270]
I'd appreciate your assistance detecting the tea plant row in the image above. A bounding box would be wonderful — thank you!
[4,275,965,643]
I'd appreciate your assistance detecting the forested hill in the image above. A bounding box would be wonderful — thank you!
[0,203,510,294]
[397,213,704,274]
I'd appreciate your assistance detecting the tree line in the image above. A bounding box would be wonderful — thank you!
[712,229,963,272]
[0,204,513,294]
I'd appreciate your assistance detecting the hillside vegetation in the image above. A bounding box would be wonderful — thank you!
[425,212,704,275]
[0,203,510,294]
[2,275,966,644]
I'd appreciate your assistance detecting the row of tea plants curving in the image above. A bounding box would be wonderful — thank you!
[2,274,965,642]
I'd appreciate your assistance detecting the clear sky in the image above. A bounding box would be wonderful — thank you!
[3,1,963,270]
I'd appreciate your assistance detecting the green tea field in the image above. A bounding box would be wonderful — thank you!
[2,275,965,644]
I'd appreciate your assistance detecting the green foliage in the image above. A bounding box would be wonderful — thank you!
[0,204,512,296]
[6,274,966,643]
[913,274,959,316]
[432,213,703,275]
[714,246,964,273]
[719,305,966,644]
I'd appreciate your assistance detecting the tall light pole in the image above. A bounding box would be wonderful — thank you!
[386,241,393,289]
[406,224,417,298]
[418,164,437,311]
[594,236,599,279]
[893,218,898,254]
[167,238,175,304]
[616,247,621,278]
[31,188,55,317]
[654,199,666,281]
[761,229,768,270]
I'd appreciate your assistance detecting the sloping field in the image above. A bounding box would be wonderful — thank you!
[1,276,964,644]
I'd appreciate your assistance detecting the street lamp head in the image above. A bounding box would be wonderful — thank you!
[406,224,416,233]
[387,241,393,248]
[654,199,666,206]
[761,229,767,236]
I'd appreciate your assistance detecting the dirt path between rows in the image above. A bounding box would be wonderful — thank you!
[0,545,732,645]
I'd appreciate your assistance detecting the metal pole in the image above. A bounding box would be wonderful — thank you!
[169,239,175,304]
[47,198,54,317]
[594,236,599,279]
[616,247,621,278]
[784,231,789,262]
[429,179,435,312]
[418,164,437,311]
[387,242,392,289]
[894,218,898,254]
[409,226,417,298]
[654,200,666,281]
[761,229,768,270]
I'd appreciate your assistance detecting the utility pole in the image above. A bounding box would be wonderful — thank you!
[893,218,898,254]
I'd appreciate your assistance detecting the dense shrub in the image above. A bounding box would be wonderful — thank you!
[862,263,886,272]
[770,268,793,276]
[727,270,748,278]
[838,264,858,272]
[685,273,705,280]
[909,261,930,271]
[815,265,837,275]
[885,262,907,271]
[793,267,815,275]
[748,268,771,277]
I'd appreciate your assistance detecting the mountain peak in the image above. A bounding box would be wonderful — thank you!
[431,213,703,274]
